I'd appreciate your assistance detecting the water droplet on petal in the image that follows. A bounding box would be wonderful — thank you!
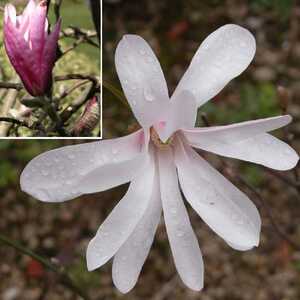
[112,147,119,155]
[176,230,184,237]
[42,170,49,176]
[143,87,155,102]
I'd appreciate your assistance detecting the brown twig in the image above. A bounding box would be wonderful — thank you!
[0,117,30,128]
[0,233,91,300]
[0,81,23,91]
[60,83,97,123]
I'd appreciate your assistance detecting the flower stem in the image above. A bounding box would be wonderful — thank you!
[0,233,91,300]
[102,79,129,108]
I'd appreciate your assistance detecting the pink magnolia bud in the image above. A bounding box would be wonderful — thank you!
[72,96,100,136]
[4,0,61,97]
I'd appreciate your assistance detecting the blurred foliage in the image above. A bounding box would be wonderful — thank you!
[200,82,280,125]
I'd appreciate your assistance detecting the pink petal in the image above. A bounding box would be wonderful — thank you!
[29,1,47,59]
[41,19,61,92]
[4,4,17,25]
[4,19,39,95]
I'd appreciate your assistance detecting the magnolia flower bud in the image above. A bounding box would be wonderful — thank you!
[72,96,100,136]
[4,0,61,97]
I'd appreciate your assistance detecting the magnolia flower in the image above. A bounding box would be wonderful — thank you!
[21,24,299,293]
[4,0,61,96]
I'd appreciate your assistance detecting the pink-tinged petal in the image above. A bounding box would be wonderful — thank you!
[86,149,156,271]
[174,138,261,251]
[4,4,17,25]
[155,90,197,142]
[115,35,169,128]
[183,115,299,170]
[17,0,35,31]
[20,130,145,202]
[22,0,37,19]
[112,164,162,293]
[41,19,61,91]
[172,24,256,107]
[4,19,39,95]
[158,148,204,291]
[29,0,47,57]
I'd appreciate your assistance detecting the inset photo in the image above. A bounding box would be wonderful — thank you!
[0,0,101,137]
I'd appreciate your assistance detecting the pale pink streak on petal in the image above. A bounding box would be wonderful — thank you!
[155,90,197,142]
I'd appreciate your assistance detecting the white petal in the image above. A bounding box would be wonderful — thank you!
[5,4,17,24]
[112,168,162,293]
[158,148,204,291]
[184,115,292,143]
[86,150,156,271]
[172,24,256,107]
[155,90,197,142]
[184,116,299,171]
[20,131,145,202]
[115,35,169,127]
[174,138,261,250]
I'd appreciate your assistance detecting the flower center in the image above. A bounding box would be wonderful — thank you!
[150,127,174,149]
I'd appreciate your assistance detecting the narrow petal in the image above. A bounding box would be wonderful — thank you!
[41,19,61,91]
[115,35,169,127]
[158,148,204,291]
[183,116,299,170]
[156,90,197,142]
[174,138,261,250]
[4,4,17,25]
[86,149,156,271]
[22,0,37,19]
[4,19,38,95]
[20,130,145,202]
[29,0,47,58]
[112,166,162,293]
[172,24,256,107]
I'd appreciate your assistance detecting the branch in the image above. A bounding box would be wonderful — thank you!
[88,0,100,41]
[54,74,100,87]
[0,117,30,128]
[0,233,91,300]
[60,83,97,123]
[0,81,23,91]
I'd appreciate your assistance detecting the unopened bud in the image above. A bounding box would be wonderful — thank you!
[72,96,100,136]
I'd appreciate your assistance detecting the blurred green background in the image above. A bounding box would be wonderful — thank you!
[1,0,300,299]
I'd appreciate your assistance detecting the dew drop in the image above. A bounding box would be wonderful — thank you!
[67,153,75,160]
[112,148,119,155]
[132,100,137,106]
[144,88,155,102]
[139,49,146,55]
[170,208,177,215]
[42,170,49,176]
[176,230,184,237]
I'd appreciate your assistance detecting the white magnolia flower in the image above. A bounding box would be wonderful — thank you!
[21,24,299,293]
